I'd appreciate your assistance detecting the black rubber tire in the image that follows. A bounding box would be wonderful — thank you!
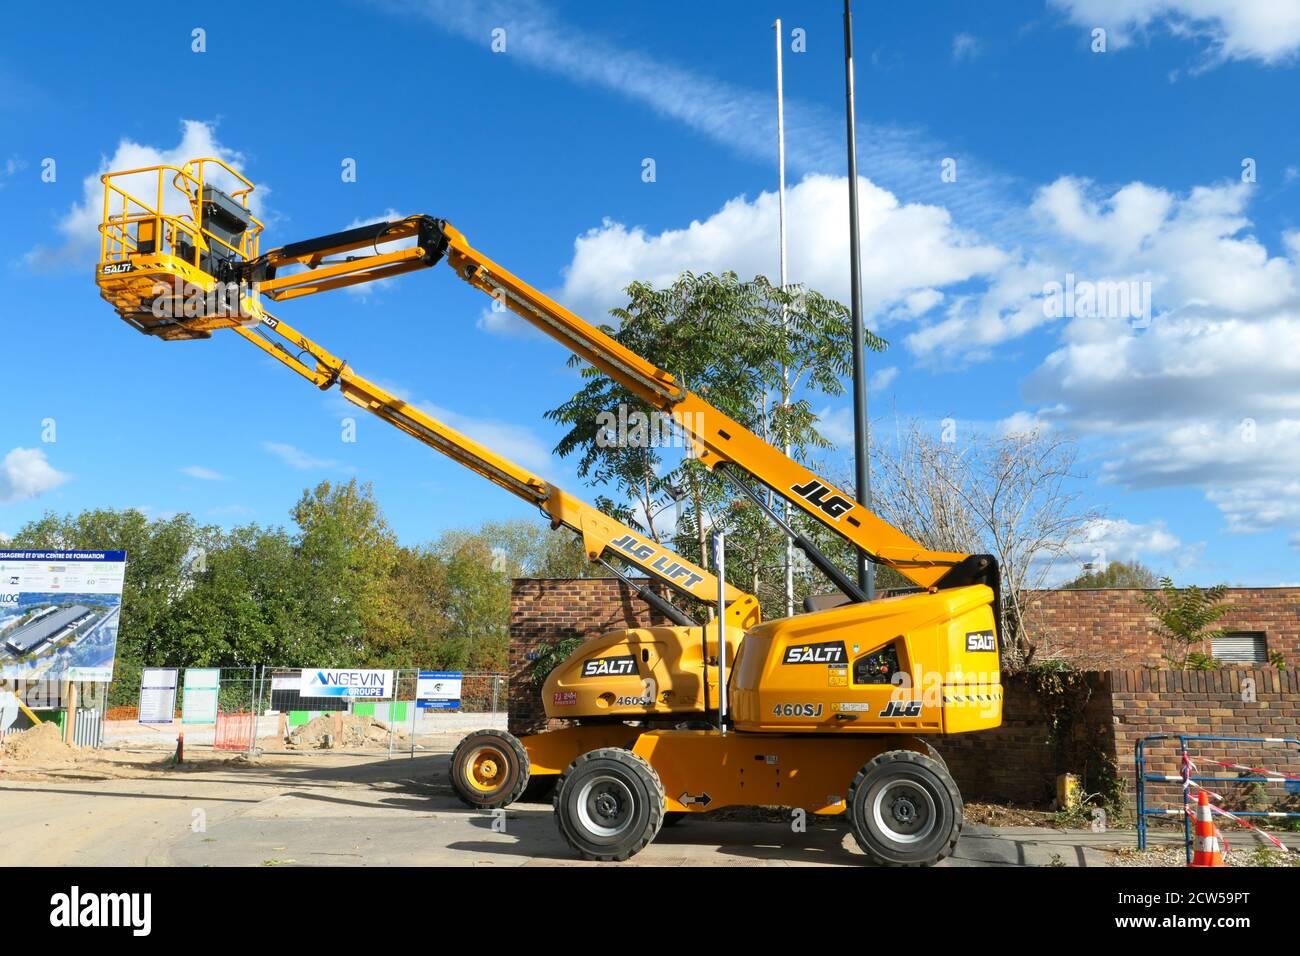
[916,739,949,774]
[661,811,687,827]
[847,749,963,866]
[554,748,665,861]
[449,729,530,809]
[520,774,558,804]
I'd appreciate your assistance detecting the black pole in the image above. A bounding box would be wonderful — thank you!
[843,0,874,598]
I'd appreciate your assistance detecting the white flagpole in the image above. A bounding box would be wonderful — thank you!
[775,18,795,618]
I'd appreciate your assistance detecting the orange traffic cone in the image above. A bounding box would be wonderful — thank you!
[1188,790,1225,867]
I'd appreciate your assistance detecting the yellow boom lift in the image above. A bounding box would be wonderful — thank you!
[95,159,1003,865]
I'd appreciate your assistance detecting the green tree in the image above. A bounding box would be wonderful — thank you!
[291,479,401,664]
[1064,560,1158,589]
[1139,577,1242,670]
[547,272,877,618]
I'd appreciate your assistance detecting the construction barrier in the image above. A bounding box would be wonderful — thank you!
[1136,734,1300,863]
[213,712,255,752]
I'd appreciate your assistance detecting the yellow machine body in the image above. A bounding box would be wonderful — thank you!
[730,585,1002,735]
[540,620,741,721]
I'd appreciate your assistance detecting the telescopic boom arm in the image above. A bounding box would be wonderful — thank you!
[248,216,991,594]
[94,160,993,610]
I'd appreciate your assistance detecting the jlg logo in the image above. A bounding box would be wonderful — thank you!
[790,479,853,519]
[880,700,923,718]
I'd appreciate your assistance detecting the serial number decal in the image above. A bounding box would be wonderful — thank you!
[772,703,824,718]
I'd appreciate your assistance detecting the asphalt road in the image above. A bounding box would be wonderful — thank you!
[0,751,1122,867]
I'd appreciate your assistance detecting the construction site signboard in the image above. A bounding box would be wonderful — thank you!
[0,550,126,682]
[299,668,393,699]
[417,671,462,710]
[139,668,178,724]
[181,668,220,723]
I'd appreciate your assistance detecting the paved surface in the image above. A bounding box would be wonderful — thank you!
[1,751,1127,867]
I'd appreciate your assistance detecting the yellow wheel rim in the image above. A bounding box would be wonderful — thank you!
[465,745,509,793]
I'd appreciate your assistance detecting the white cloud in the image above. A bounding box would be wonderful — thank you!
[1039,516,1189,585]
[1076,517,1183,562]
[558,174,1007,323]
[870,366,899,392]
[815,406,855,449]
[476,301,547,339]
[1050,0,1300,67]
[339,375,557,477]
[999,410,1053,437]
[262,442,342,471]
[180,465,224,481]
[952,33,983,62]
[26,120,257,271]
[414,401,555,476]
[1012,175,1300,542]
[0,448,70,504]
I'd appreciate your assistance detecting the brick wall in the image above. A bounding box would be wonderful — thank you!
[1109,669,1300,791]
[1023,587,1300,669]
[508,577,669,735]
[937,673,1116,806]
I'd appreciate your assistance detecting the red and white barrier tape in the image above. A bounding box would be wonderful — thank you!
[1183,779,1292,853]
[1206,757,1300,783]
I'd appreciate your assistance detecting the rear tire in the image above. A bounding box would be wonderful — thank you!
[847,749,962,866]
[449,729,529,809]
[554,748,664,861]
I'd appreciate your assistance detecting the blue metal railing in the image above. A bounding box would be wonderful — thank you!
[1136,734,1300,863]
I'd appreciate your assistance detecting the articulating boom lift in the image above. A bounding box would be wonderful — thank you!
[96,158,1003,864]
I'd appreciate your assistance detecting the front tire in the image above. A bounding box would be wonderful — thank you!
[554,748,664,861]
[449,729,529,809]
[847,750,963,866]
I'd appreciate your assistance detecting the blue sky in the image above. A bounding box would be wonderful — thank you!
[3,0,1300,586]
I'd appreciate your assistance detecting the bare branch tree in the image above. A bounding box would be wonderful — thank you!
[870,418,1103,670]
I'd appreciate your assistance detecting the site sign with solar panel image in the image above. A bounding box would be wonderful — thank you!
[0,551,126,682]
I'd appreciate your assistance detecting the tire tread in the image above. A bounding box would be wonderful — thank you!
[553,747,664,862]
[847,749,963,867]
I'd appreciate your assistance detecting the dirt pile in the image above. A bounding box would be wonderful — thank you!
[2,721,74,762]
[286,713,407,750]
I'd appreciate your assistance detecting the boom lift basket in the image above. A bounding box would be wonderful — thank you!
[96,158,263,340]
